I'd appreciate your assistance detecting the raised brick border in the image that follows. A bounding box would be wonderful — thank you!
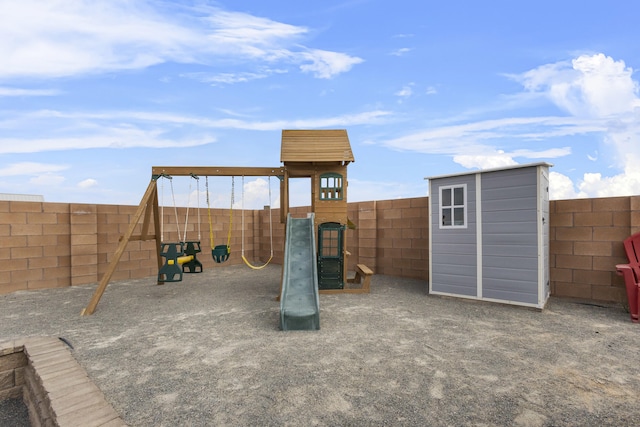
[0,337,126,427]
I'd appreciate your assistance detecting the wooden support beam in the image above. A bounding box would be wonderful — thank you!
[281,168,289,224]
[151,166,284,177]
[151,184,163,279]
[81,180,158,315]
[140,190,153,240]
[125,235,157,242]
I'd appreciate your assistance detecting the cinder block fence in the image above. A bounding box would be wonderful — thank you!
[1,196,639,304]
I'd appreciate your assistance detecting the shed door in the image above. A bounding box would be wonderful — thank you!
[317,222,344,289]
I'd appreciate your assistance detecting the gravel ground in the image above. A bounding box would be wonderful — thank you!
[1,264,640,426]
[0,398,29,427]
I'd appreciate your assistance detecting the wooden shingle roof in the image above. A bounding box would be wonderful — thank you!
[280,129,354,163]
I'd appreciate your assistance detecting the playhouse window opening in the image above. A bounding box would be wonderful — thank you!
[440,184,467,228]
[320,173,343,200]
[321,229,340,256]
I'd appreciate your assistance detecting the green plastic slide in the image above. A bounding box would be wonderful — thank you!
[280,213,320,331]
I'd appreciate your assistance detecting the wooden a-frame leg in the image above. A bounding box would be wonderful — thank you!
[81,180,158,315]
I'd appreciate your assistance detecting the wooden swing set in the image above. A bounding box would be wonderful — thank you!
[82,129,371,316]
[81,166,284,315]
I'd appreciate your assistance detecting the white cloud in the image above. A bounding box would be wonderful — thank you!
[578,171,640,198]
[549,171,579,200]
[236,177,275,210]
[515,53,640,118]
[453,152,518,169]
[383,53,640,199]
[395,84,414,98]
[183,68,288,86]
[0,1,360,81]
[515,53,640,198]
[29,174,65,186]
[0,108,392,154]
[390,48,412,57]
[552,169,640,200]
[206,9,306,43]
[299,49,364,79]
[0,87,61,97]
[453,147,569,171]
[382,116,584,155]
[183,71,268,85]
[0,162,69,176]
[0,129,215,154]
[78,178,98,189]
[426,86,437,95]
[510,147,571,159]
[348,178,428,202]
[0,1,194,79]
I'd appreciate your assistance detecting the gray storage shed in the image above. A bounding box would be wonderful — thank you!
[427,162,552,308]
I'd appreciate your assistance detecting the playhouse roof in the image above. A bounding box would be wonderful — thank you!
[280,129,354,164]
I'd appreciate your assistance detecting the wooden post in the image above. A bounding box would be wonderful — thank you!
[151,187,163,282]
[81,180,158,315]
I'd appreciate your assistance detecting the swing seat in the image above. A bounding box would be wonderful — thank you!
[212,244,230,263]
[158,242,185,283]
[182,241,203,273]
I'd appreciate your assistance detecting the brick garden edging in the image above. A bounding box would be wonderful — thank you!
[0,337,125,426]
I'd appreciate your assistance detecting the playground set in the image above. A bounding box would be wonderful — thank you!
[81,129,373,330]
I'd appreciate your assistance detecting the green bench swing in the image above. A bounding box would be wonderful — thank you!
[157,174,203,283]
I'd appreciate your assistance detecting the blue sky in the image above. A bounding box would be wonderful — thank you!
[1,1,640,209]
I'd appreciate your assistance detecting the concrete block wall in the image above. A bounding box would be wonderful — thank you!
[345,198,428,280]
[1,201,258,295]
[632,196,640,234]
[550,196,638,302]
[2,195,639,304]
[71,204,98,287]
[0,201,72,293]
[96,204,157,283]
[379,197,429,280]
[347,201,377,273]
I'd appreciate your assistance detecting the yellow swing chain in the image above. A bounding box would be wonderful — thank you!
[205,176,234,251]
[241,175,273,270]
[196,175,201,242]
[226,177,234,250]
[205,176,215,250]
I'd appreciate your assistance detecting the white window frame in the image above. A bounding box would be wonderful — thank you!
[439,184,467,229]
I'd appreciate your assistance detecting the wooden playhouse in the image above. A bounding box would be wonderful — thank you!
[280,129,370,291]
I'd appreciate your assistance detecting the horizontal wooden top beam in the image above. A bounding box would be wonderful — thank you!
[151,166,285,178]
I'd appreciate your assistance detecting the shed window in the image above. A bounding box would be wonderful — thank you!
[320,173,343,200]
[440,184,467,228]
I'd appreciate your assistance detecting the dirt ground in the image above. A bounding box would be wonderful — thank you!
[1,264,639,426]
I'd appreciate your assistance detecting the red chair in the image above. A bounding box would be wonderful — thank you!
[616,232,640,323]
